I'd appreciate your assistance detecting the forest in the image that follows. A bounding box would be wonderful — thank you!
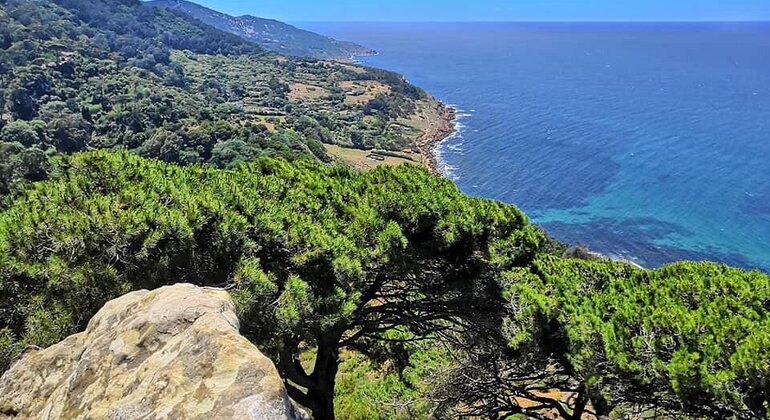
[0,150,769,419]
[0,0,432,197]
[1,0,770,419]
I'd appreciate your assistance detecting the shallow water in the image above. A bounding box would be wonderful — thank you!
[304,22,770,271]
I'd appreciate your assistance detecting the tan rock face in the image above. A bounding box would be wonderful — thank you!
[0,284,299,420]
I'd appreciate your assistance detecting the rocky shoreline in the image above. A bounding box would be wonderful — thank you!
[416,101,458,176]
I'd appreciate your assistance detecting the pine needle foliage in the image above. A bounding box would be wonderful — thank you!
[0,150,535,418]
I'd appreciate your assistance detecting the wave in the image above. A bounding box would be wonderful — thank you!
[432,107,470,180]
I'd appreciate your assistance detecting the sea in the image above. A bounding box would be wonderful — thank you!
[302,22,770,272]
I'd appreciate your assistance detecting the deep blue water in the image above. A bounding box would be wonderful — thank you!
[303,22,770,271]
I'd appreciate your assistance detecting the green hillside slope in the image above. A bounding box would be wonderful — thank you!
[0,0,442,196]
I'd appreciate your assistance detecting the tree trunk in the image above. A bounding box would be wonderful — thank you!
[306,387,336,420]
[570,385,589,420]
[278,334,343,419]
[307,336,340,420]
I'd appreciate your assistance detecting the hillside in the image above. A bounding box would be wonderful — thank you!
[146,0,376,60]
[0,0,447,196]
[1,150,770,419]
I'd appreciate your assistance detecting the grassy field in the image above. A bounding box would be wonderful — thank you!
[339,80,392,105]
[288,82,330,101]
[325,144,423,170]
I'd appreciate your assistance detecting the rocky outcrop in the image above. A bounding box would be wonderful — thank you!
[415,100,457,176]
[0,284,300,419]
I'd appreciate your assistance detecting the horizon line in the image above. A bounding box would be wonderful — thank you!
[293,19,770,24]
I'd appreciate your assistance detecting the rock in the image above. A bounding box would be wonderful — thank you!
[0,284,300,419]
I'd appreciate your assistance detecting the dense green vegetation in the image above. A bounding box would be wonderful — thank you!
[0,151,769,419]
[0,151,538,419]
[433,257,770,418]
[534,258,770,417]
[0,0,433,197]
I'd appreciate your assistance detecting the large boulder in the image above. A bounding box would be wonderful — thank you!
[0,284,300,419]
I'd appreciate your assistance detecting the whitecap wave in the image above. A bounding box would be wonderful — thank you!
[429,103,474,181]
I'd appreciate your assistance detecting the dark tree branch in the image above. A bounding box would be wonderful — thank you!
[278,347,314,390]
[285,382,315,414]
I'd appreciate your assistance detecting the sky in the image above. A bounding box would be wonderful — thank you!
[190,0,770,22]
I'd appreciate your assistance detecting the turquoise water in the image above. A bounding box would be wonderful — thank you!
[304,22,770,271]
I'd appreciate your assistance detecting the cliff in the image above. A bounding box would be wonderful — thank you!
[0,284,303,419]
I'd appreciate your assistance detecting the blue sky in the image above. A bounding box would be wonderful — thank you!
[191,0,770,22]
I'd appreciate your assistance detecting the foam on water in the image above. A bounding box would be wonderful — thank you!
[435,114,467,180]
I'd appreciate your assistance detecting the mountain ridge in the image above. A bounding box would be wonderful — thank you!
[146,0,376,59]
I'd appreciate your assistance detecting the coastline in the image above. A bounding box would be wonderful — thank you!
[416,100,458,176]
[338,56,653,271]
[342,50,456,176]
[418,103,648,270]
